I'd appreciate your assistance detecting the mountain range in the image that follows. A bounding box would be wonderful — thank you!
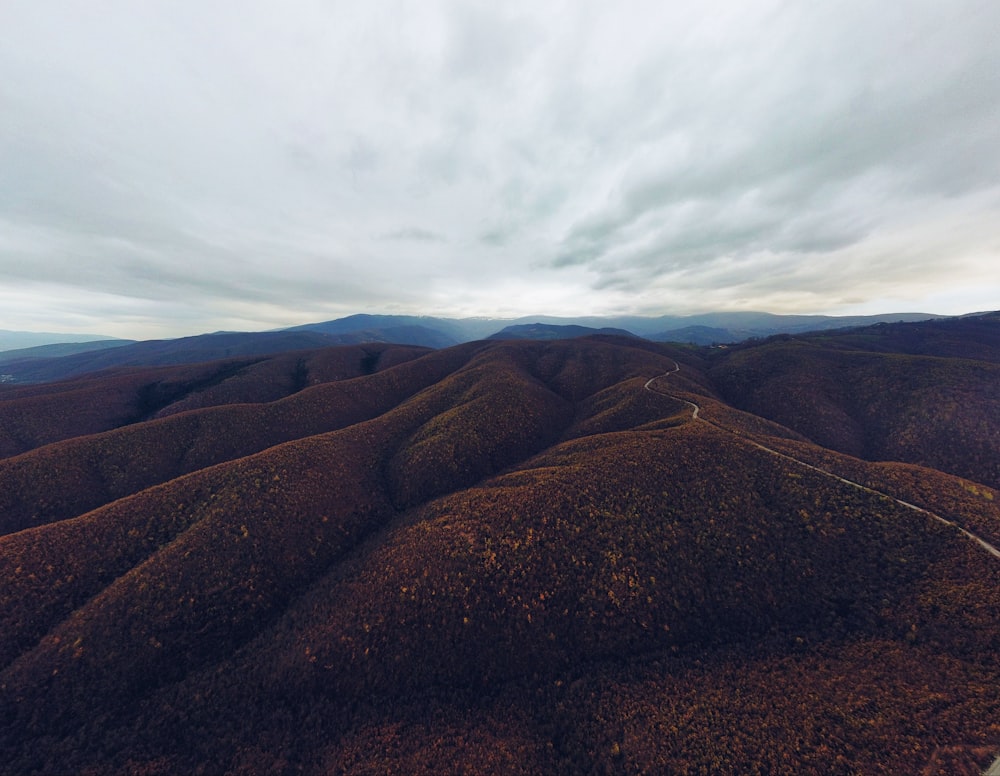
[284,310,947,344]
[0,310,946,385]
[0,312,998,773]
[0,330,125,353]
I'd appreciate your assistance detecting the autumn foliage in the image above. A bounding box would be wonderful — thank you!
[1,327,999,774]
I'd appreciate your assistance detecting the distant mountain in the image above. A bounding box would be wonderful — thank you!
[291,311,945,345]
[0,329,122,352]
[285,314,463,346]
[646,311,944,343]
[486,323,638,340]
[319,324,458,349]
[651,325,743,345]
[475,311,944,340]
[0,339,134,364]
[0,311,953,385]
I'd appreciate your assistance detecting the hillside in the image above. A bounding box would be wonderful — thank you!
[1,326,999,774]
[0,343,431,459]
[709,312,1000,488]
[805,311,1000,363]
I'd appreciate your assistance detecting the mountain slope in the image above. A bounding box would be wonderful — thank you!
[709,317,1000,488]
[805,310,1000,363]
[0,332,998,774]
[0,343,429,458]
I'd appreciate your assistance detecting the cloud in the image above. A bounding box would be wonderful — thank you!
[546,8,1000,307]
[382,227,448,243]
[0,0,998,338]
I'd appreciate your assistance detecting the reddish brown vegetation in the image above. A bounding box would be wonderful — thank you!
[0,345,445,535]
[711,338,1000,488]
[1,329,998,774]
[0,343,428,458]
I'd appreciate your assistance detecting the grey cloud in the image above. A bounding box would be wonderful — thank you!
[444,4,540,85]
[552,246,601,269]
[478,231,504,247]
[341,138,378,179]
[549,0,1000,297]
[1,0,998,338]
[383,227,448,243]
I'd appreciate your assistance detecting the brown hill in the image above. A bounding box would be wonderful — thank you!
[0,344,468,536]
[0,333,998,774]
[709,338,1000,488]
[0,343,429,458]
[810,311,1000,363]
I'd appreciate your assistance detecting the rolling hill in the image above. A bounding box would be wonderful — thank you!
[709,313,1000,488]
[0,321,998,774]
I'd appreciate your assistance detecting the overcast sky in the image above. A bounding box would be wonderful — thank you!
[2,0,999,339]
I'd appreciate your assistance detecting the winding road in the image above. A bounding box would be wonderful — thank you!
[646,360,1000,773]
[644,361,1000,560]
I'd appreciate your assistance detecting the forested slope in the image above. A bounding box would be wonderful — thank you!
[709,324,1000,488]
[1,329,998,774]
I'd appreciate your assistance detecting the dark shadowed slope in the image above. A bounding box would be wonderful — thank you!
[0,335,998,774]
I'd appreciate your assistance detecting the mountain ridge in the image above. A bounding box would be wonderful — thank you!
[0,310,953,385]
[0,319,998,773]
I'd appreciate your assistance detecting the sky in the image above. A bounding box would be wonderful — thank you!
[2,0,999,340]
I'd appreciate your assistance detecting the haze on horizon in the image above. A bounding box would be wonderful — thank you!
[2,0,999,341]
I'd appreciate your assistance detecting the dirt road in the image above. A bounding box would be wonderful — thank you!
[645,362,1000,559]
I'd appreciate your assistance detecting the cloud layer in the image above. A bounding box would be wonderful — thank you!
[2,0,999,337]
